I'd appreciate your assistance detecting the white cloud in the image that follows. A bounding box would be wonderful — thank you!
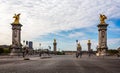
[59,39,98,51]
[108,21,120,33]
[0,0,120,50]
[108,38,120,49]
[68,32,85,38]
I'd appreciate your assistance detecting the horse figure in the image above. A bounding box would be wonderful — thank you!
[100,14,107,24]
[13,13,20,24]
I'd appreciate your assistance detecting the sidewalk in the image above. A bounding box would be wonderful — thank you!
[0,55,119,61]
[0,55,41,61]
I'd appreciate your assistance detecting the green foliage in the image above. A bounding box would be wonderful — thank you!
[0,48,10,54]
[57,51,65,55]
[0,48,4,54]
[3,48,10,53]
[107,49,119,55]
[49,51,65,55]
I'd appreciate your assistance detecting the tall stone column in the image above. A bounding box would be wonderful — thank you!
[97,14,108,55]
[10,14,22,56]
[87,40,91,52]
[53,39,57,54]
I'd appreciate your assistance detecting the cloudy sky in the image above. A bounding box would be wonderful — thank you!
[0,0,120,51]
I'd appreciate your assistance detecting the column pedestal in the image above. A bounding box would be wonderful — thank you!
[10,23,22,56]
[97,24,108,56]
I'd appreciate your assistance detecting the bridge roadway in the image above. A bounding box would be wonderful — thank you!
[0,55,120,73]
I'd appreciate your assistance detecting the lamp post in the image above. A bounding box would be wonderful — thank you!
[39,43,41,49]
[48,46,51,51]
[48,46,51,55]
[23,40,25,46]
[22,40,25,58]
[39,43,42,57]
[76,40,78,44]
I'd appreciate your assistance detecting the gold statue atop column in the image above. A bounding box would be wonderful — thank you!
[88,40,91,43]
[54,38,56,43]
[100,14,107,24]
[13,13,21,24]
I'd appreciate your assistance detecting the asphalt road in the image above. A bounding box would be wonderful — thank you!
[0,55,120,73]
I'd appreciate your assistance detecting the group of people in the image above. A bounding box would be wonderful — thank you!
[76,42,82,58]
[76,50,94,58]
[39,49,50,57]
[22,46,29,58]
[75,42,93,58]
[76,50,82,58]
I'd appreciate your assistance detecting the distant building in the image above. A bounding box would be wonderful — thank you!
[28,41,33,49]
